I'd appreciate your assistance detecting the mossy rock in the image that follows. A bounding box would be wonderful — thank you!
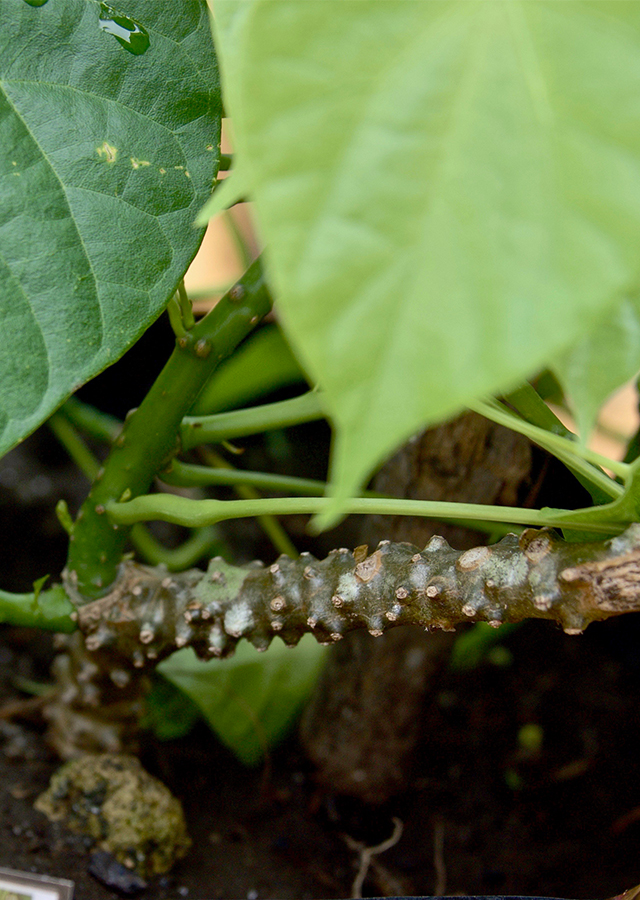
[35,753,191,876]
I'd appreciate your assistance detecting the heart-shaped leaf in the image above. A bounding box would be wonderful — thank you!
[0,0,221,456]
[212,1,640,523]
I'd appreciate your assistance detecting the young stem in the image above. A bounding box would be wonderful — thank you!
[469,399,625,498]
[60,397,120,443]
[129,524,221,571]
[48,414,100,480]
[199,448,298,559]
[161,460,333,495]
[0,586,76,632]
[181,391,325,450]
[66,259,272,601]
[106,493,623,535]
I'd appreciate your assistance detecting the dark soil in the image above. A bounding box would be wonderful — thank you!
[1,614,640,899]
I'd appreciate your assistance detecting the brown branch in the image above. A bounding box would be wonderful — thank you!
[64,524,640,669]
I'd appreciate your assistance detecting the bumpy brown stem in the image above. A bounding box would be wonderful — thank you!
[64,524,640,670]
[300,410,533,802]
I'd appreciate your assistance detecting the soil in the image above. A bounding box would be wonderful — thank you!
[1,613,640,900]
[2,342,640,900]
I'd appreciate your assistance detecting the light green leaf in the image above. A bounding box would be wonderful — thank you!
[158,635,326,766]
[213,1,640,523]
[0,0,221,457]
[195,161,252,225]
[553,293,640,441]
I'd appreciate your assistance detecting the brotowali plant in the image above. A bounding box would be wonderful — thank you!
[4,0,640,761]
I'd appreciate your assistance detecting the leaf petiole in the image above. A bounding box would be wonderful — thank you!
[469,398,626,496]
[106,493,623,535]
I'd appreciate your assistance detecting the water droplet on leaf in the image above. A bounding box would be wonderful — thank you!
[23,0,49,6]
[98,3,150,55]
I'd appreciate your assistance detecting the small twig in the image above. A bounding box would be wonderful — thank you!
[433,818,446,895]
[345,816,403,899]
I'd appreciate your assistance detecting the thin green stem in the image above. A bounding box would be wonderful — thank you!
[167,294,188,338]
[159,462,515,537]
[161,460,330,495]
[0,586,76,632]
[198,448,298,558]
[48,413,99,480]
[60,397,121,444]
[130,524,222,571]
[470,399,625,496]
[503,383,615,505]
[181,391,325,450]
[106,494,622,535]
[178,280,196,331]
[487,398,628,477]
[67,258,273,600]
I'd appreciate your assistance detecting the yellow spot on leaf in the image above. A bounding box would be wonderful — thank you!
[97,142,118,164]
[130,157,151,169]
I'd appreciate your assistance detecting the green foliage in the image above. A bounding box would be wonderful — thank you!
[158,637,326,765]
[4,0,640,770]
[212,0,640,522]
[190,324,305,415]
[142,675,202,741]
[449,622,518,672]
[553,294,640,440]
[0,0,221,456]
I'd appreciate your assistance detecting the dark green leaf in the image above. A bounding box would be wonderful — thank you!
[158,636,326,766]
[0,0,221,456]
[142,674,202,741]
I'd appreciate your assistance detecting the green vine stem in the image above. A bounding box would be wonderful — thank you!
[106,493,624,535]
[159,463,515,537]
[160,459,331,495]
[503,383,616,506]
[129,524,222,572]
[61,397,120,444]
[48,408,213,571]
[66,258,272,601]
[66,524,640,670]
[180,390,325,450]
[469,398,625,499]
[0,585,75,632]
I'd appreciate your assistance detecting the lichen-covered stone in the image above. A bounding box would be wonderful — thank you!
[35,753,191,876]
